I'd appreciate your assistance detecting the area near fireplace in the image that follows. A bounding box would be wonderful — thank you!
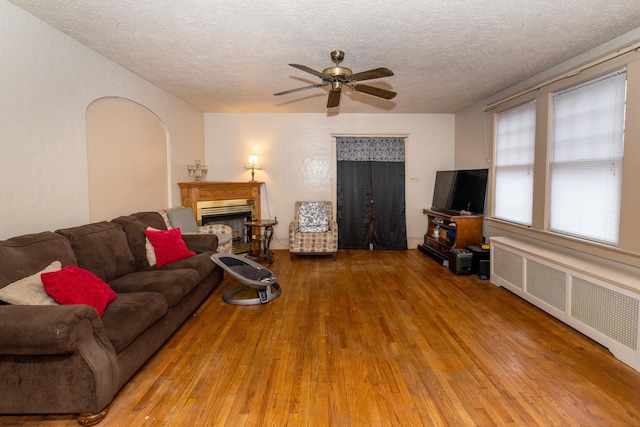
[178,181,263,254]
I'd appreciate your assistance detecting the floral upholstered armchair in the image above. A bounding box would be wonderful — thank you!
[289,201,338,261]
[159,207,233,254]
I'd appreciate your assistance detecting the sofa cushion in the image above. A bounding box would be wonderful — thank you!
[144,228,196,268]
[158,251,216,281]
[108,268,200,308]
[101,292,168,353]
[0,261,61,305]
[131,211,168,230]
[112,213,168,271]
[55,222,135,283]
[0,232,77,288]
[41,265,118,317]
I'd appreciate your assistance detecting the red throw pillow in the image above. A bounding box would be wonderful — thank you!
[144,227,196,268]
[41,265,117,316]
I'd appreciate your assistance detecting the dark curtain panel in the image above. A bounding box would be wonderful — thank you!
[336,136,407,250]
[337,161,371,249]
[372,161,407,250]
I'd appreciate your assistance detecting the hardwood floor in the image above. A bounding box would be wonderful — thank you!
[4,249,640,426]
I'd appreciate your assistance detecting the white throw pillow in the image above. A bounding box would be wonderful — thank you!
[0,261,62,305]
[145,227,159,266]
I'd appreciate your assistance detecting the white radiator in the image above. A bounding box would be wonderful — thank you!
[490,236,640,372]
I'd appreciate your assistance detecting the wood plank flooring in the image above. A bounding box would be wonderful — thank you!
[4,249,640,426]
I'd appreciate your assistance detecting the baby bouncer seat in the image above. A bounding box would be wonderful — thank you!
[211,253,281,305]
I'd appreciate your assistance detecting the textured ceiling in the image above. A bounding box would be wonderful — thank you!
[9,0,640,113]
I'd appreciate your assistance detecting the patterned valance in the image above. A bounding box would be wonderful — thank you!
[336,136,405,162]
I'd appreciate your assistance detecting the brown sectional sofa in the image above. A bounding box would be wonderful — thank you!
[0,211,223,425]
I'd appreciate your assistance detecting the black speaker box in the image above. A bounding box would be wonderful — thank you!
[449,249,473,275]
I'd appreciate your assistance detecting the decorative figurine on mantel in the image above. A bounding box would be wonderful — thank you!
[187,160,208,181]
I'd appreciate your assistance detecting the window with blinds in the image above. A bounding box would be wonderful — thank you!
[493,101,536,225]
[549,69,627,246]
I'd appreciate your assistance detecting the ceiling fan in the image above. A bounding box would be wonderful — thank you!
[274,50,397,108]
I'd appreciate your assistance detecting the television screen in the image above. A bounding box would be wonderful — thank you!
[431,169,488,214]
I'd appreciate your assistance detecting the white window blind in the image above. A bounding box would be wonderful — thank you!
[494,101,536,225]
[550,70,626,246]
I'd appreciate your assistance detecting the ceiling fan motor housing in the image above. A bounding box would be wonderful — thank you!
[323,66,353,78]
[324,50,352,82]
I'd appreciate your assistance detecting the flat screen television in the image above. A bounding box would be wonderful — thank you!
[431,168,488,215]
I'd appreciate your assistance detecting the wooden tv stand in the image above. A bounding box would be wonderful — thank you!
[419,209,483,265]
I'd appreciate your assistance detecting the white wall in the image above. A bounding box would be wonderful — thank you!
[0,0,205,239]
[204,113,455,249]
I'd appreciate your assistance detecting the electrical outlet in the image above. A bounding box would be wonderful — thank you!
[409,176,419,183]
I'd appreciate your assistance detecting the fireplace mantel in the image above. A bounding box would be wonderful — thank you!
[178,181,263,224]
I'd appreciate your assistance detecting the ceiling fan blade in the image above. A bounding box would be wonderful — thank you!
[352,83,397,100]
[327,88,341,108]
[349,67,394,82]
[274,83,327,96]
[289,64,333,81]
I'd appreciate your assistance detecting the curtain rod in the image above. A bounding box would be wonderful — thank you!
[482,41,640,112]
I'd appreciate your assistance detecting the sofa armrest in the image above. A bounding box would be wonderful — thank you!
[329,220,338,237]
[182,233,218,254]
[0,305,120,416]
[0,305,113,355]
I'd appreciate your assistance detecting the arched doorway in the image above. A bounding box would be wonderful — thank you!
[86,97,168,221]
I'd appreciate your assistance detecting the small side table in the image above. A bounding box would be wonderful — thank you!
[244,219,278,264]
